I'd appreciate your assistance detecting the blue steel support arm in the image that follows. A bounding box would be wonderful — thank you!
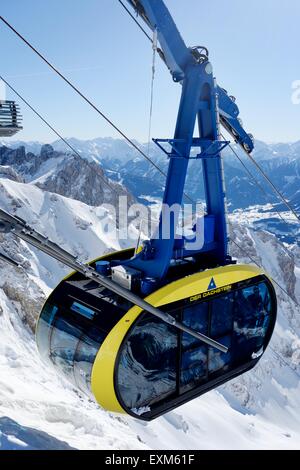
[125,62,214,279]
[126,0,254,152]
[123,0,229,280]
[217,86,254,152]
[122,0,249,281]
[126,0,192,81]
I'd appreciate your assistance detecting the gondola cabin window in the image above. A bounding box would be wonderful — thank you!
[116,279,274,415]
[117,314,178,412]
[180,301,208,393]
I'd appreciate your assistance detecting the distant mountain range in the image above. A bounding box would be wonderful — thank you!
[1,137,300,207]
[2,136,300,164]
[0,143,135,208]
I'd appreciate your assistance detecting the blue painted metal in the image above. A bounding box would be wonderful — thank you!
[217,86,254,152]
[95,260,111,276]
[126,0,193,82]
[123,0,253,281]
[141,277,158,295]
[153,137,230,159]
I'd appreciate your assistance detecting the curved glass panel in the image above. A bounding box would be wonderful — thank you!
[117,315,177,413]
[74,333,102,396]
[37,273,276,419]
[180,302,208,392]
[116,278,276,418]
[36,281,130,396]
[50,316,82,378]
[233,282,272,361]
[210,292,234,337]
[36,302,106,394]
[208,335,232,374]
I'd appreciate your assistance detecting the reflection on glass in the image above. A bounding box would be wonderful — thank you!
[233,282,272,361]
[182,302,208,346]
[38,301,107,395]
[211,293,234,337]
[36,304,58,366]
[181,346,207,392]
[117,315,177,412]
[208,335,232,374]
[180,302,208,392]
[50,317,82,378]
[74,334,102,396]
[37,278,274,415]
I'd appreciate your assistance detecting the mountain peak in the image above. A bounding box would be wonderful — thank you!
[40,144,54,158]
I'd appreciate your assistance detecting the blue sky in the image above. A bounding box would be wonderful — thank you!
[0,0,299,143]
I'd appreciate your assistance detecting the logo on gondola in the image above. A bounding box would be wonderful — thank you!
[207,277,217,290]
[189,283,232,302]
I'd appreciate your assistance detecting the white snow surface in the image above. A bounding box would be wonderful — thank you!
[0,177,300,450]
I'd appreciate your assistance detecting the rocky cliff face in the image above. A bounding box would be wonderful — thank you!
[0,165,24,183]
[0,166,139,332]
[35,154,134,208]
[0,144,135,207]
[229,222,297,300]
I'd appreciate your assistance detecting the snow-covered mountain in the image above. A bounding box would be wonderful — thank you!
[0,144,135,209]
[2,137,300,163]
[0,150,299,449]
[2,137,300,214]
[0,137,147,165]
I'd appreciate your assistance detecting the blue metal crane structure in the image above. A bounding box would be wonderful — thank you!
[122,0,254,281]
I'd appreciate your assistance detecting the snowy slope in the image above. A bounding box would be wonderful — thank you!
[0,177,300,450]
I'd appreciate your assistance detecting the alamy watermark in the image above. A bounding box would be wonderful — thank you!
[98,196,206,251]
[291,80,300,104]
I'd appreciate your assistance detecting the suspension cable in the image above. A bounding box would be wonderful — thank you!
[147,27,157,157]
[10,7,294,220]
[117,0,167,66]
[269,346,300,381]
[116,4,300,225]
[3,8,300,385]
[222,135,292,230]
[123,0,299,246]
[241,147,300,223]
[117,0,152,41]
[224,137,296,260]
[0,75,118,195]
[0,15,194,204]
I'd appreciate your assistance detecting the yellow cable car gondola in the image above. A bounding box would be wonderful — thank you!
[35,249,276,420]
[0,0,277,421]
